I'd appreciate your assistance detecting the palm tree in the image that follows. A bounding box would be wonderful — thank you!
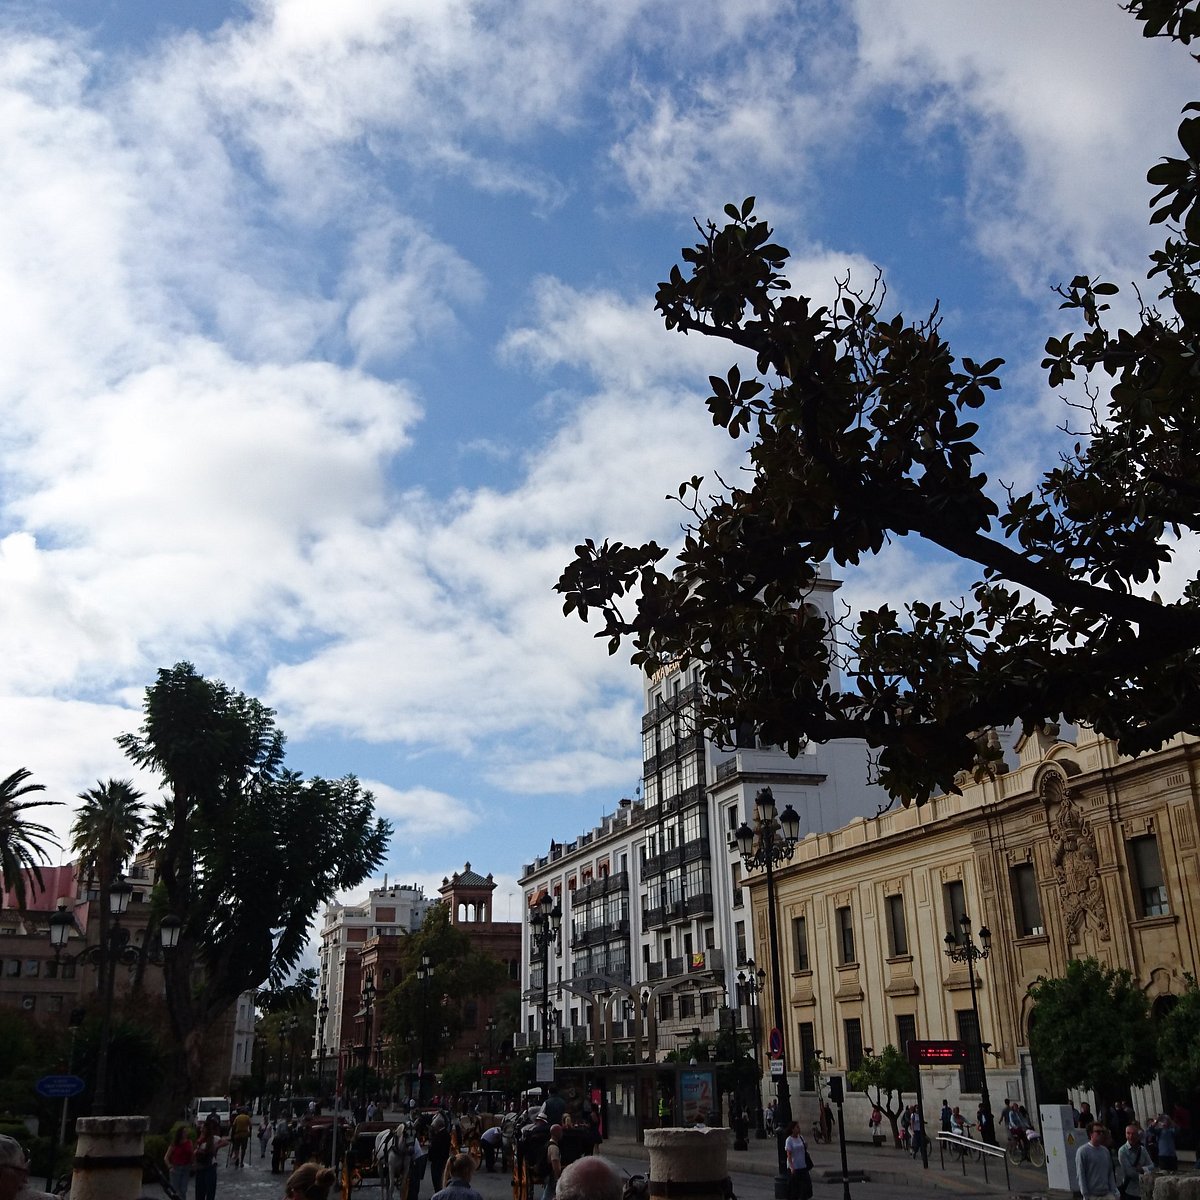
[0,767,61,910]
[71,779,147,890]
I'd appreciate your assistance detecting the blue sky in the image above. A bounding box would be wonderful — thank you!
[0,0,1194,937]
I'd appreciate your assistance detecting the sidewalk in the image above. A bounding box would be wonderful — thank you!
[599,1131,1053,1196]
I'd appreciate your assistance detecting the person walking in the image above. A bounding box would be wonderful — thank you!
[193,1117,228,1200]
[1155,1115,1179,1172]
[784,1122,811,1200]
[542,1127,563,1200]
[1117,1125,1154,1199]
[909,1105,924,1160]
[231,1109,252,1169]
[165,1126,196,1200]
[1075,1123,1119,1200]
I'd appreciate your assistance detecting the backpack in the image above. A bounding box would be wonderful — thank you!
[519,1122,552,1180]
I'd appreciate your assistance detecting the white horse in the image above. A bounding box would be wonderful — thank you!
[374,1122,414,1200]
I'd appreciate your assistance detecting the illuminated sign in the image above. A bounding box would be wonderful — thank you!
[906,1039,969,1066]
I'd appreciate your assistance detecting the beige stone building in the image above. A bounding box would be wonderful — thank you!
[744,724,1199,1140]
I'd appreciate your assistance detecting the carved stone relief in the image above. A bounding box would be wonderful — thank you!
[1047,778,1111,944]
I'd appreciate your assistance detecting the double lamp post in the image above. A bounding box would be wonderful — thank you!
[48,880,182,1116]
[529,892,562,1050]
[735,787,801,1186]
[943,913,995,1143]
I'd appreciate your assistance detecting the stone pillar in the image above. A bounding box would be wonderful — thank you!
[72,1116,148,1200]
[644,1128,732,1200]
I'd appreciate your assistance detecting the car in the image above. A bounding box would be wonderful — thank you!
[191,1096,232,1133]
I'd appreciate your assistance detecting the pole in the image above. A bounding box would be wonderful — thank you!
[541,934,550,1051]
[967,950,994,1144]
[91,920,120,1116]
[763,847,791,1183]
[835,1100,852,1200]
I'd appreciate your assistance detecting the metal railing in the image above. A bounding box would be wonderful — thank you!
[935,1131,1010,1190]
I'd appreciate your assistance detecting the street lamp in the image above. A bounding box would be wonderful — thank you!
[485,1017,497,1075]
[529,893,562,1050]
[416,953,432,1087]
[737,961,767,1137]
[359,973,376,1113]
[285,1015,300,1096]
[736,786,801,1184]
[48,888,181,1116]
[944,913,994,1144]
[317,992,329,1103]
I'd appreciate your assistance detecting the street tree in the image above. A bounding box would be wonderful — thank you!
[556,2,1200,806]
[1156,973,1200,1093]
[1027,957,1157,1109]
[380,904,509,1070]
[117,661,392,1106]
[847,1045,916,1147]
[0,768,60,910]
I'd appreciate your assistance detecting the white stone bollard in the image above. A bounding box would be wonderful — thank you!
[72,1117,148,1200]
[644,1128,733,1200]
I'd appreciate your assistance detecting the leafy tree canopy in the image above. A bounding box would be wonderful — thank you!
[117,661,391,1099]
[557,2,1200,805]
[847,1045,915,1142]
[379,904,509,1065]
[1027,957,1157,1107]
[1156,973,1200,1091]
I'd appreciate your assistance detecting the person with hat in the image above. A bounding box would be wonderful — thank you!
[0,1136,54,1200]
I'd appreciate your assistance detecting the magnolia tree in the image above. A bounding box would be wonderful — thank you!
[557,0,1200,806]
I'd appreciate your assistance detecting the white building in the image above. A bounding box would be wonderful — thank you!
[519,564,891,1060]
[316,882,433,1078]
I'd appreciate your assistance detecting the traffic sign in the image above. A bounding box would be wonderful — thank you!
[769,1060,784,1077]
[35,1074,85,1099]
[768,1027,784,1059]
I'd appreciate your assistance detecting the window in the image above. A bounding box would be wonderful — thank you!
[660,994,674,1020]
[792,915,810,971]
[21,995,35,1011]
[3,960,18,978]
[844,1018,864,1072]
[23,959,40,978]
[47,995,63,1013]
[895,1013,917,1059]
[944,880,967,939]
[704,925,715,950]
[732,865,743,907]
[955,1009,984,1093]
[1129,836,1169,916]
[735,922,747,966]
[1010,864,1045,936]
[727,805,739,832]
[679,994,695,1018]
[799,1022,817,1091]
[836,906,855,966]
[885,894,908,957]
[701,992,716,1016]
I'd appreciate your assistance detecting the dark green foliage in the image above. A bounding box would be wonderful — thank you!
[1156,974,1200,1090]
[847,1045,916,1146]
[1027,958,1157,1108]
[117,662,391,1103]
[557,11,1200,806]
[0,768,60,909]
[379,904,509,1066]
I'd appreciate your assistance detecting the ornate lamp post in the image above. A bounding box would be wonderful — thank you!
[737,960,767,1137]
[359,973,376,1112]
[285,1015,300,1097]
[316,993,329,1103]
[416,954,432,1082]
[944,914,994,1143]
[48,886,181,1116]
[529,894,562,1050]
[736,786,801,1184]
[485,1017,497,1077]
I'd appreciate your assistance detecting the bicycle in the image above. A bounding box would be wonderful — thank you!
[1006,1128,1046,1168]
[946,1123,981,1162]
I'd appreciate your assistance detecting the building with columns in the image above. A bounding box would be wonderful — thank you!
[744,724,1200,1139]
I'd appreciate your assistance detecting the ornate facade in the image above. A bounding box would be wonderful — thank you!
[747,725,1200,1137]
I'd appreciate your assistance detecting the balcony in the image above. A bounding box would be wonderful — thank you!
[645,961,664,981]
[685,891,714,917]
[642,901,686,931]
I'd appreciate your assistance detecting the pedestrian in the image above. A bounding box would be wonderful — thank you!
[783,1122,811,1200]
[909,1105,924,1160]
[258,1119,271,1162]
[543,1126,563,1200]
[193,1116,228,1200]
[940,1100,952,1133]
[272,1115,291,1175]
[429,1155,483,1200]
[555,1157,622,1200]
[1075,1123,1119,1200]
[284,1162,337,1200]
[1117,1124,1154,1199]
[231,1109,252,1168]
[427,1114,451,1193]
[165,1125,196,1200]
[408,1131,429,1200]
[899,1106,911,1151]
[0,1135,56,1200]
[479,1125,503,1173]
[1078,1101,1094,1129]
[1155,1114,1179,1172]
